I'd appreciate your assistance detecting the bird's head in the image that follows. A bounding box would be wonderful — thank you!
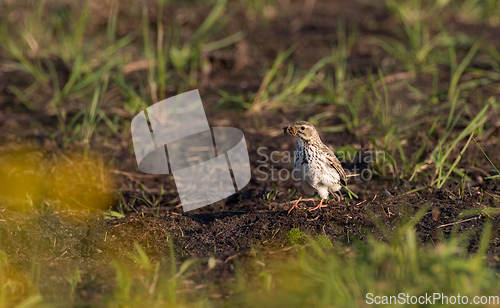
[283,121,319,142]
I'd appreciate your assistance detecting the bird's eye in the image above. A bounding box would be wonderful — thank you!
[301,126,306,130]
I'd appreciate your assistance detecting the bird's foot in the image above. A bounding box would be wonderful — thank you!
[308,197,327,211]
[288,196,303,215]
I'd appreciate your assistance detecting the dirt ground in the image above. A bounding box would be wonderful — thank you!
[2,104,500,302]
[1,0,500,304]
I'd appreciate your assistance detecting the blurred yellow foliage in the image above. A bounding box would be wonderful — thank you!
[0,149,45,207]
[47,157,115,211]
[0,146,114,212]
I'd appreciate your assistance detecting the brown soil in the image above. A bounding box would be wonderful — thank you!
[1,0,500,304]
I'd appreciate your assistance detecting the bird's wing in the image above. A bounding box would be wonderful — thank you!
[322,146,347,186]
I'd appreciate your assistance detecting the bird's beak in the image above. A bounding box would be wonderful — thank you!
[283,125,298,136]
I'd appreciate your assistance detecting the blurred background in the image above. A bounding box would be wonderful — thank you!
[1,0,499,209]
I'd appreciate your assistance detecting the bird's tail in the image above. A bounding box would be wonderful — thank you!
[345,173,360,177]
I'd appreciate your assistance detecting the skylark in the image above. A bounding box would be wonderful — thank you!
[283,121,347,213]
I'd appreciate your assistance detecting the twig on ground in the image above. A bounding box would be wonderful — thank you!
[437,216,480,228]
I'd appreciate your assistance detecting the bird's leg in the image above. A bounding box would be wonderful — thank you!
[308,196,327,211]
[335,192,341,202]
[288,196,303,214]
